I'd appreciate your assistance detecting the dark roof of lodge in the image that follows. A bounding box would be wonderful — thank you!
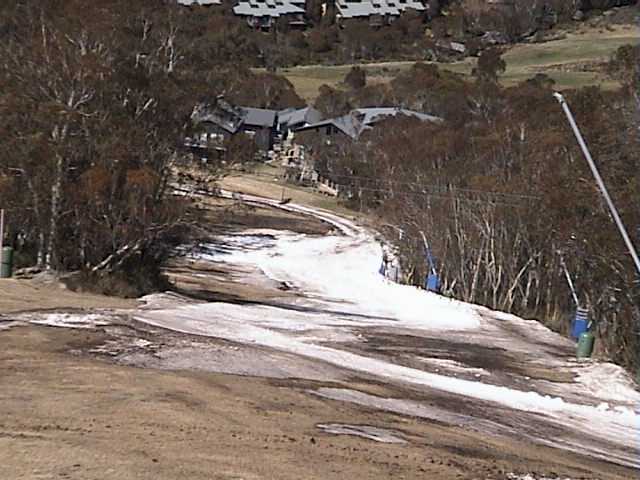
[240,107,278,128]
[278,106,323,127]
[192,101,279,132]
[192,102,440,138]
[178,0,222,6]
[295,107,441,139]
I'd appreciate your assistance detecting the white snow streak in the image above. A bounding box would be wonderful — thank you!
[191,230,480,331]
[134,302,639,457]
[29,313,111,329]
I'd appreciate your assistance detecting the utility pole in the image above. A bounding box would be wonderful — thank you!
[554,92,640,278]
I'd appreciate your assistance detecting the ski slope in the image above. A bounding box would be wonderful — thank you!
[15,191,637,470]
[132,193,640,470]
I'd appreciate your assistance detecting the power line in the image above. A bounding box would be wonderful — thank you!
[237,169,540,201]
[320,173,539,200]
[355,186,531,208]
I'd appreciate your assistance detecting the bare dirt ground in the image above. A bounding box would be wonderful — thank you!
[0,277,135,314]
[1,324,634,480]
[0,197,637,480]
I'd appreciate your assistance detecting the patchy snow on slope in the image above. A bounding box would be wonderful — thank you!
[28,313,111,329]
[312,387,491,429]
[133,196,640,468]
[211,193,480,330]
[20,192,639,470]
[317,423,407,444]
[572,361,640,404]
[138,292,197,310]
[0,320,21,331]
[420,358,490,377]
[183,231,284,261]
[134,301,640,468]
[191,230,480,332]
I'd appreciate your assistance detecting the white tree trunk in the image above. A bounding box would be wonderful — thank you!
[45,153,64,270]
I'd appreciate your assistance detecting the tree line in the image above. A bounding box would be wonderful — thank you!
[0,0,304,293]
[71,0,636,70]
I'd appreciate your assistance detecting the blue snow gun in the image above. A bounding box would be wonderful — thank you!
[423,243,441,293]
[571,307,590,339]
[419,231,441,293]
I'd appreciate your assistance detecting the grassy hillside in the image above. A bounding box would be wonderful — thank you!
[277,24,639,101]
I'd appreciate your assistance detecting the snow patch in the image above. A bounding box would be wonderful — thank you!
[506,475,573,480]
[317,423,407,444]
[29,313,110,329]
[0,320,21,331]
[135,303,640,438]
[138,292,197,310]
[312,387,485,428]
[420,358,490,377]
[194,230,480,331]
[572,361,640,404]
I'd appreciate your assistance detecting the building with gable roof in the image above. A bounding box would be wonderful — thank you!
[287,107,440,188]
[233,0,307,29]
[177,0,222,5]
[295,107,440,140]
[336,0,426,26]
[239,107,279,151]
[176,0,428,29]
[186,99,279,161]
[278,106,323,138]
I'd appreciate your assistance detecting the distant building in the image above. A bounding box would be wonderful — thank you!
[186,99,245,161]
[287,107,440,193]
[239,107,279,151]
[274,107,321,175]
[187,100,280,161]
[335,0,426,27]
[233,0,307,30]
[278,106,323,139]
[177,0,428,29]
[187,102,440,168]
[295,107,441,140]
[177,0,222,6]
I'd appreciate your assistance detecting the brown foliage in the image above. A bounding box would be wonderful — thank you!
[0,1,193,273]
[344,66,367,90]
[80,166,112,201]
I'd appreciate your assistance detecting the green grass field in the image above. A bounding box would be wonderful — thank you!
[276,24,639,100]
